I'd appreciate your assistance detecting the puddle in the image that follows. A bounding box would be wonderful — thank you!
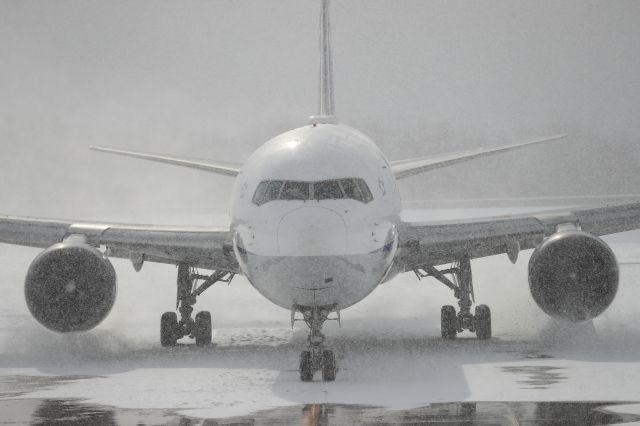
[501,365,567,389]
[521,349,554,359]
[0,375,97,399]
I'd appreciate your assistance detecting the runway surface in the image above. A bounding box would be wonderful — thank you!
[3,399,640,424]
[2,210,640,424]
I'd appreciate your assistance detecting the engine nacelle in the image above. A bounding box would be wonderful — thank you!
[528,230,618,322]
[24,240,117,332]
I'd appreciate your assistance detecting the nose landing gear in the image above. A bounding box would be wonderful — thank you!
[160,263,234,347]
[416,257,492,340]
[440,303,492,340]
[295,305,338,382]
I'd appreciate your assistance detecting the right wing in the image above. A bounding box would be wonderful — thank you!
[90,146,242,177]
[0,215,239,272]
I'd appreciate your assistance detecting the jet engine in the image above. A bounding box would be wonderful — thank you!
[528,230,618,322]
[24,239,117,332]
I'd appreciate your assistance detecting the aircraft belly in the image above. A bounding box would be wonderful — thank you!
[242,253,389,310]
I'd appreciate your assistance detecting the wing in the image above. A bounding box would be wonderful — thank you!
[390,134,567,180]
[396,202,640,271]
[90,146,242,177]
[0,215,239,272]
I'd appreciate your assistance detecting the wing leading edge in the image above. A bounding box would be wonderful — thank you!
[0,215,239,272]
[396,202,640,271]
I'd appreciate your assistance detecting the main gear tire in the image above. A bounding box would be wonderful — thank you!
[441,305,457,339]
[161,312,178,347]
[194,311,212,346]
[475,304,492,340]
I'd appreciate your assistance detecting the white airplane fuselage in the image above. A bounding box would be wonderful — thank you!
[230,123,402,310]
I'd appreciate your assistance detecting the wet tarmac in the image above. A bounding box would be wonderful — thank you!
[2,240,640,424]
[2,399,640,425]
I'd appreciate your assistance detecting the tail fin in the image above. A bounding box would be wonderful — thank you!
[309,0,337,125]
[319,0,334,117]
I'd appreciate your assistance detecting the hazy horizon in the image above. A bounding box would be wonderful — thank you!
[1,0,639,221]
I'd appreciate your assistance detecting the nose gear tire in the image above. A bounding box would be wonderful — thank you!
[322,350,336,381]
[300,351,313,382]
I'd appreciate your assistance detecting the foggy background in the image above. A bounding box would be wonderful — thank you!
[1,0,639,221]
[3,4,640,416]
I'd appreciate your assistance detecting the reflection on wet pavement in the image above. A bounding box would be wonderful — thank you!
[2,399,640,425]
[500,365,567,389]
[0,375,97,399]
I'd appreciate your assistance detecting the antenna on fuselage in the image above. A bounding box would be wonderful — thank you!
[309,0,337,125]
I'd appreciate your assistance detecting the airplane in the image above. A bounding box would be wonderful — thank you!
[1,0,639,382]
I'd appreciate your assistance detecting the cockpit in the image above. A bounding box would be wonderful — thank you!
[252,178,373,206]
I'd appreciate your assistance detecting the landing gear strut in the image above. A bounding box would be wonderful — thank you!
[415,257,491,340]
[294,305,338,382]
[160,263,234,347]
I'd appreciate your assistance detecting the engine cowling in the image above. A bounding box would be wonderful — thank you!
[24,240,117,332]
[528,230,618,322]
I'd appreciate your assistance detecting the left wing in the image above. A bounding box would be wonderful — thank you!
[0,215,239,272]
[396,202,640,271]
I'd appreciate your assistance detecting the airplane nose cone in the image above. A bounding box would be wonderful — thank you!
[277,206,347,256]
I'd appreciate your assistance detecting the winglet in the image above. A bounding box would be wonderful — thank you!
[90,146,242,177]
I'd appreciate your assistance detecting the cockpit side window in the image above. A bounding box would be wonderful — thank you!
[252,181,269,205]
[252,178,374,205]
[252,180,284,205]
[355,178,373,203]
[339,179,362,202]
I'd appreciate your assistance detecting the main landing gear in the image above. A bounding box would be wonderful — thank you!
[415,257,492,340]
[160,263,234,347]
[294,305,338,382]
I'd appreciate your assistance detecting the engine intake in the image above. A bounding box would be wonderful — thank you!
[24,240,117,332]
[528,230,618,322]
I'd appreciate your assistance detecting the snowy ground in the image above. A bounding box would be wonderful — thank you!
[2,210,640,423]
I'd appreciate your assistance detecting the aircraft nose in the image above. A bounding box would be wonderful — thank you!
[277,206,347,256]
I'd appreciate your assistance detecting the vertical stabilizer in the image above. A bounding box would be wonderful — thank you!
[310,0,337,125]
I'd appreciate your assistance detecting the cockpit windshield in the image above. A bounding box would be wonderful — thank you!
[252,178,373,206]
[281,181,310,200]
[314,180,342,200]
